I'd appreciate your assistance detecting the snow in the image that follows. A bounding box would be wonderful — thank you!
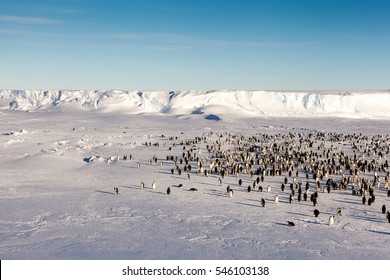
[1,90,390,260]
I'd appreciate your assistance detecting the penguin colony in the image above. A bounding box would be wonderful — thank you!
[109,130,390,226]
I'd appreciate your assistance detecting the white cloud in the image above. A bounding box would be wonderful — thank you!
[0,15,61,25]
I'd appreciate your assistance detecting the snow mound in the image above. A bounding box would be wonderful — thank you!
[1,89,390,119]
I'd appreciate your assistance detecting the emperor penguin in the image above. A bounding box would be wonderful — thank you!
[329,215,335,226]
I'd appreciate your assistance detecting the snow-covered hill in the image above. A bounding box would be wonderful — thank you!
[1,90,390,119]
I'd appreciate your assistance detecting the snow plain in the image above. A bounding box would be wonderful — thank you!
[0,90,390,260]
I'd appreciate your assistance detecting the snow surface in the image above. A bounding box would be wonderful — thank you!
[1,90,390,260]
[1,89,390,119]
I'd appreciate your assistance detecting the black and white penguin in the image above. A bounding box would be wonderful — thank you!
[362,196,366,205]
[312,197,317,206]
[152,181,156,190]
[189,187,198,192]
[382,204,386,214]
[267,185,271,193]
[336,207,342,216]
[368,197,372,206]
[329,215,335,226]
[386,211,390,223]
[289,194,293,204]
[167,187,171,195]
[258,186,263,192]
[281,183,285,192]
[227,185,231,193]
[388,190,390,197]
[238,179,242,186]
[303,192,308,201]
[261,198,266,207]
[314,209,320,217]
[287,221,295,226]
[248,186,251,192]
[229,189,234,198]
[140,182,145,190]
[274,195,279,204]
[114,187,119,195]
[187,173,191,180]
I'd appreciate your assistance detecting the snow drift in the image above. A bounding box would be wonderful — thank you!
[1,89,390,119]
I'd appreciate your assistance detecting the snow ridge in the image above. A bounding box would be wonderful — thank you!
[1,89,390,119]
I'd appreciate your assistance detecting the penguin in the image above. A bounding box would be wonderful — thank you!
[218,177,222,186]
[166,187,171,195]
[114,187,119,195]
[152,181,156,189]
[362,196,366,205]
[189,187,198,192]
[247,186,251,192]
[141,182,145,190]
[329,215,335,226]
[297,193,302,202]
[258,186,263,192]
[387,211,390,223]
[289,194,293,204]
[170,168,174,175]
[187,173,191,180]
[274,195,279,204]
[336,207,342,216]
[229,189,234,198]
[371,194,376,203]
[382,204,386,214]
[238,179,242,186]
[303,192,308,201]
[261,198,266,207]
[226,185,231,193]
[314,209,320,217]
[287,221,295,226]
[267,185,271,193]
[388,190,390,197]
[313,197,317,206]
[368,197,372,206]
[281,183,285,192]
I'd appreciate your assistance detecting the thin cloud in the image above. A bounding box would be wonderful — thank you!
[0,15,61,25]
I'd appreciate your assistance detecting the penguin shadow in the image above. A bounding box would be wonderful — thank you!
[368,230,390,236]
[274,222,291,227]
[120,166,138,170]
[303,219,322,225]
[143,189,166,195]
[94,190,115,195]
[118,185,140,190]
[235,201,260,208]
[333,199,361,205]
[208,189,228,198]
[285,211,312,218]
[352,215,383,223]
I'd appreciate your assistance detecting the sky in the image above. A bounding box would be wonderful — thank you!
[0,0,389,90]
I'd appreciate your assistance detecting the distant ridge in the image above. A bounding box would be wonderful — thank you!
[1,90,390,119]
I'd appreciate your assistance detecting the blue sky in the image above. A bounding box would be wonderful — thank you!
[0,0,389,90]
